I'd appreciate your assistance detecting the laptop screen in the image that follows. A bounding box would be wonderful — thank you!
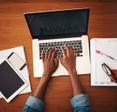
[25,8,89,40]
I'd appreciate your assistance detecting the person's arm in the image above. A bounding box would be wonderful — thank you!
[34,48,58,100]
[60,46,91,112]
[23,48,59,112]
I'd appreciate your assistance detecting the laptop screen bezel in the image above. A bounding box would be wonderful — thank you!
[24,8,89,40]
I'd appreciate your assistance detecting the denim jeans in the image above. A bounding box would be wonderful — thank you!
[23,94,90,112]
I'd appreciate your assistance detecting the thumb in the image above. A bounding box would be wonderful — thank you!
[55,57,59,67]
[59,56,63,65]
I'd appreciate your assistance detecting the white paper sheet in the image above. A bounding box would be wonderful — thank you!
[90,38,117,86]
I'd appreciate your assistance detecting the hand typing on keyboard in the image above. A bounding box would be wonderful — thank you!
[41,46,77,76]
[59,46,76,73]
[41,46,76,79]
[39,40,83,59]
[42,48,59,78]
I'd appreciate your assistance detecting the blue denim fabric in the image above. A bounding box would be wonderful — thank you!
[71,94,91,112]
[23,94,90,112]
[23,96,44,112]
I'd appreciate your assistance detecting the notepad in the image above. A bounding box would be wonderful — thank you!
[90,38,117,86]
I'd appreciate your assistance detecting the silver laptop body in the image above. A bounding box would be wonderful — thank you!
[24,8,90,77]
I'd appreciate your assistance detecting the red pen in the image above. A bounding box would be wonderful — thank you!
[96,50,117,61]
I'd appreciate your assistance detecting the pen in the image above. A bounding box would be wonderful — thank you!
[96,50,117,61]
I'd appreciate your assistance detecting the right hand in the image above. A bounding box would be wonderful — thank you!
[59,46,77,74]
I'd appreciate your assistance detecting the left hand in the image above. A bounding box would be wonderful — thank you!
[59,46,76,74]
[42,48,59,78]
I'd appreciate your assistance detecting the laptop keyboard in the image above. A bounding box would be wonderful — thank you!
[39,40,83,59]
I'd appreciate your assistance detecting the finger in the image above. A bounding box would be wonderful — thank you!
[65,45,71,56]
[48,48,54,59]
[59,56,64,66]
[59,55,63,63]
[73,47,76,56]
[51,49,55,60]
[69,46,73,53]
[55,57,59,68]
[45,48,51,59]
[41,50,45,62]
[61,47,67,57]
[68,46,75,56]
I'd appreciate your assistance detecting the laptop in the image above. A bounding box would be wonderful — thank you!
[24,8,90,77]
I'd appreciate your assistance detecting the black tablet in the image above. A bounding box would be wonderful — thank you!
[0,58,27,103]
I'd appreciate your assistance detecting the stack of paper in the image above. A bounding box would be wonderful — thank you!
[90,38,117,86]
[0,46,31,98]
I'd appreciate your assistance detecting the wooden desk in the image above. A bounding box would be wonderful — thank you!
[0,2,117,112]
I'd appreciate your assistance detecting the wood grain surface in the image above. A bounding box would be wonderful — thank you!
[0,2,117,112]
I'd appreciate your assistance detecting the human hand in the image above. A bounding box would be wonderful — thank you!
[59,46,77,74]
[42,48,59,78]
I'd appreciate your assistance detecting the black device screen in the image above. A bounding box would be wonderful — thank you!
[0,61,25,99]
[25,9,89,40]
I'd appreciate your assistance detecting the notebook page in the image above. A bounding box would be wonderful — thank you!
[91,38,117,86]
